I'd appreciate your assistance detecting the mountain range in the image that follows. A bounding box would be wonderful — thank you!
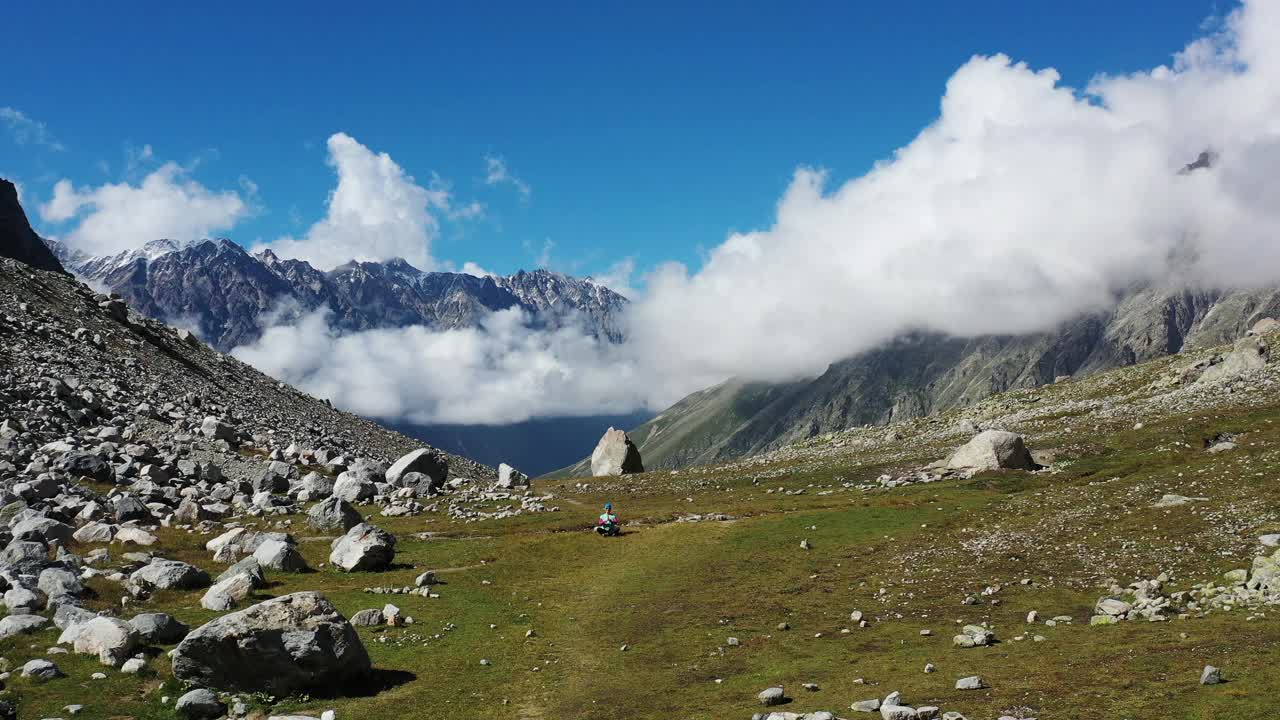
[49,237,628,352]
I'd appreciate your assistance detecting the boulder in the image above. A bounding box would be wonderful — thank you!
[308,496,362,531]
[63,615,140,666]
[0,613,48,639]
[20,658,62,681]
[38,566,83,598]
[175,688,226,720]
[12,515,73,543]
[253,539,309,572]
[590,427,644,477]
[331,472,374,504]
[497,463,529,489]
[130,612,190,644]
[4,585,45,612]
[946,430,1035,472]
[758,687,786,706]
[1198,337,1269,384]
[1247,317,1280,336]
[130,559,211,594]
[296,472,334,501]
[216,556,267,587]
[349,608,383,627]
[385,449,448,487]
[172,592,371,694]
[329,523,396,572]
[201,571,257,612]
[200,417,236,441]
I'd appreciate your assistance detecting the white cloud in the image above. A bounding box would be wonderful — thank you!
[233,0,1280,424]
[460,261,495,278]
[38,162,250,257]
[484,154,531,200]
[233,307,645,425]
[124,143,155,175]
[256,132,451,271]
[616,0,1280,395]
[0,107,65,151]
[523,237,555,268]
[592,257,636,300]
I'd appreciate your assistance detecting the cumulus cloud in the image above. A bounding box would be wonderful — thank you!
[0,107,65,151]
[38,162,251,257]
[619,0,1280,389]
[237,1,1280,424]
[484,154,532,200]
[255,133,453,271]
[232,307,645,425]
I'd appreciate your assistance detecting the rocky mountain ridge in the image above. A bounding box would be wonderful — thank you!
[48,237,628,352]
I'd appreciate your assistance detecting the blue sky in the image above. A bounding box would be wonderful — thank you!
[3,0,1222,279]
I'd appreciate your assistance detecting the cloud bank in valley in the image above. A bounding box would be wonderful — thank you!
[232,307,646,425]
[234,0,1280,425]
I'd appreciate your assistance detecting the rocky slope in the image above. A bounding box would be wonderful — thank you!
[49,239,628,352]
[556,285,1280,475]
[0,255,491,479]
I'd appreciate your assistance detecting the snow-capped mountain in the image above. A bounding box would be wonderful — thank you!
[48,237,628,351]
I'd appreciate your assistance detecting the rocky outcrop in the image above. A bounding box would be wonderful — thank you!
[171,592,370,694]
[0,179,64,273]
[590,427,644,477]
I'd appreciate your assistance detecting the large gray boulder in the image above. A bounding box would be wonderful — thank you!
[1198,336,1270,385]
[307,496,361,532]
[129,612,190,644]
[175,688,225,720]
[201,571,256,612]
[946,430,1035,472]
[385,449,447,486]
[172,592,371,694]
[200,416,236,441]
[60,616,140,666]
[253,539,309,572]
[38,567,83,598]
[590,427,644,477]
[0,614,48,640]
[129,559,211,594]
[329,523,396,572]
[331,472,374,504]
[497,463,529,489]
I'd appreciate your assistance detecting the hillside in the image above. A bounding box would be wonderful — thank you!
[4,255,1280,718]
[556,284,1280,475]
[0,256,492,479]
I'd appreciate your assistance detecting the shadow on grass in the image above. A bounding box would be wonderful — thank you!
[342,668,417,697]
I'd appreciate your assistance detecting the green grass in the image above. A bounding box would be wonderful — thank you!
[7,367,1280,718]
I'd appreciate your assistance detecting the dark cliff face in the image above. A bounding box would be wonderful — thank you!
[57,239,629,352]
[0,179,65,273]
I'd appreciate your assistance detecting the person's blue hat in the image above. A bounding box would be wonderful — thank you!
[604,502,612,510]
